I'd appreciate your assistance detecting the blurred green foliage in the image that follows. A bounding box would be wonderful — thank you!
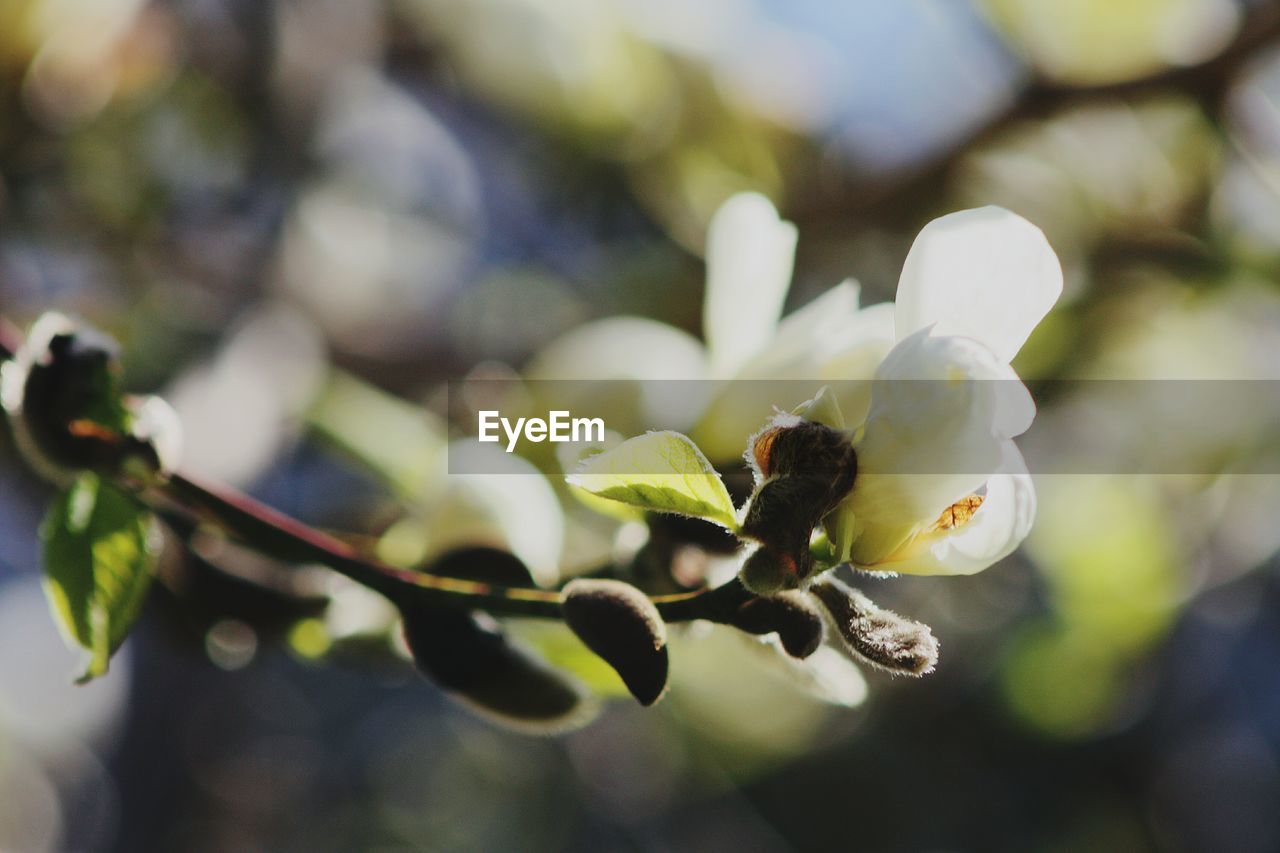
[5,0,1280,850]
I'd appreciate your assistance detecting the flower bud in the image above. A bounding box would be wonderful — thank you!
[730,591,825,659]
[738,544,805,595]
[560,579,668,706]
[1,313,182,482]
[810,577,938,676]
[740,473,834,542]
[2,313,127,477]
[738,417,857,591]
[401,603,595,732]
[750,417,857,482]
[427,546,535,586]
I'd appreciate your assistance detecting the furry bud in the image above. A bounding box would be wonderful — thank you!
[810,577,938,676]
[738,545,805,595]
[738,417,857,591]
[750,418,858,482]
[427,546,535,587]
[730,592,825,658]
[561,579,669,706]
[401,603,595,732]
[2,314,127,476]
[1,313,180,480]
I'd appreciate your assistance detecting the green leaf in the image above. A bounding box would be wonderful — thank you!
[567,431,739,530]
[40,472,158,682]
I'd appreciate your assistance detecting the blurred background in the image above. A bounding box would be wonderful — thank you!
[5,0,1280,850]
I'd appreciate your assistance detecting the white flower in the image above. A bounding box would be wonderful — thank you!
[826,206,1062,575]
[692,197,1058,580]
[692,194,895,459]
[532,194,1059,577]
[703,193,798,377]
[529,191,896,456]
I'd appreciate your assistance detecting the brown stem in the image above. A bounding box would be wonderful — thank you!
[0,317,755,625]
[152,470,750,623]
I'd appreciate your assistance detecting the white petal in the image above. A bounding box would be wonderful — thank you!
[972,353,1037,438]
[817,300,896,373]
[526,316,711,432]
[735,279,863,379]
[527,316,708,381]
[830,331,1034,564]
[704,192,798,376]
[815,300,899,428]
[693,291,892,461]
[693,282,861,459]
[858,331,1031,515]
[895,206,1062,363]
[791,385,845,429]
[873,328,1036,439]
[880,442,1036,576]
[777,278,862,340]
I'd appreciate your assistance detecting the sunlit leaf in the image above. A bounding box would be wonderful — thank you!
[40,472,158,682]
[567,431,738,530]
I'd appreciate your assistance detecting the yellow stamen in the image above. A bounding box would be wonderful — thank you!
[928,494,984,532]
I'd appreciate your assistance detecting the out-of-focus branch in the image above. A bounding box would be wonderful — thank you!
[795,2,1280,228]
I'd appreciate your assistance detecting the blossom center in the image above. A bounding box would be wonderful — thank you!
[927,494,984,533]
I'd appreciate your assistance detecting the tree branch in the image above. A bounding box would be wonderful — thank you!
[150,471,752,623]
[0,313,756,625]
[792,1,1280,229]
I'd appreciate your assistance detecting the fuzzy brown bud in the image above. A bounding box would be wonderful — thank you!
[401,604,593,732]
[737,416,857,592]
[730,591,825,658]
[810,577,939,676]
[561,579,669,706]
[750,418,858,483]
[738,545,805,595]
[427,546,535,586]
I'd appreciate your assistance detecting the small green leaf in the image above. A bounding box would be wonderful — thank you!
[567,431,738,530]
[41,472,158,682]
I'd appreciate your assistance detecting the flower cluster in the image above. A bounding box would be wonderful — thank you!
[705,195,1062,580]
[558,192,1063,697]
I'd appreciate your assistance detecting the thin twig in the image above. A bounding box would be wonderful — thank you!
[0,316,754,625]
[154,471,750,622]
